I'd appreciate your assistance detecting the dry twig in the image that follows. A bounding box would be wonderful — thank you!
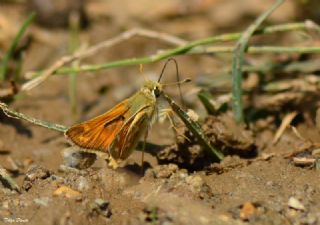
[273,111,298,144]
[22,28,187,92]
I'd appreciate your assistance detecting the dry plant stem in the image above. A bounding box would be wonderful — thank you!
[21,54,79,92]
[29,23,313,75]
[24,28,187,88]
[0,102,67,132]
[189,45,320,55]
[272,111,298,144]
[232,0,284,123]
[81,28,187,59]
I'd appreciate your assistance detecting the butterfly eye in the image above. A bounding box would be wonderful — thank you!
[153,87,161,98]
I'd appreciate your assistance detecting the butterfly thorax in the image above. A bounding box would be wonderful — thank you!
[140,80,163,100]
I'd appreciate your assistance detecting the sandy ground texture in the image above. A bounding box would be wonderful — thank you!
[1,0,320,225]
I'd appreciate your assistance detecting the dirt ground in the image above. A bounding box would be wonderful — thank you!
[1,1,320,225]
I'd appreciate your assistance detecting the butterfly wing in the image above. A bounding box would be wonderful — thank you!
[109,109,150,161]
[65,99,131,152]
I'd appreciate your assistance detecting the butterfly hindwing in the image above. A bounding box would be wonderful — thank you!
[109,110,150,160]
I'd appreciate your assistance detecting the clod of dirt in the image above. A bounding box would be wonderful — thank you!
[184,175,213,200]
[203,114,255,153]
[185,175,205,193]
[22,165,51,191]
[146,164,179,179]
[209,155,251,174]
[157,142,208,171]
[89,199,112,218]
[139,206,173,225]
[62,147,97,170]
[157,114,255,170]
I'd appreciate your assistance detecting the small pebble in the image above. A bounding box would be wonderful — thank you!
[25,165,51,182]
[62,147,97,169]
[185,175,205,193]
[94,198,112,218]
[53,186,81,199]
[33,197,50,206]
[292,157,315,167]
[311,149,320,156]
[315,158,320,170]
[58,165,88,175]
[149,164,178,179]
[240,202,256,220]
[2,201,9,209]
[288,197,305,211]
[77,176,89,191]
[23,165,51,191]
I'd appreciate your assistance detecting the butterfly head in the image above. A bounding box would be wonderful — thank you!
[142,80,163,98]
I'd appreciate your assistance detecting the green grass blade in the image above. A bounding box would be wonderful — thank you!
[197,89,216,115]
[231,0,284,123]
[0,13,35,81]
[0,102,67,132]
[163,94,224,161]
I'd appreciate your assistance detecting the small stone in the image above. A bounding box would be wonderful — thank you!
[62,147,97,169]
[311,148,320,156]
[288,197,305,211]
[24,165,51,182]
[22,158,34,168]
[185,175,205,192]
[149,164,179,179]
[23,165,51,191]
[292,157,315,167]
[93,199,112,218]
[2,201,9,209]
[77,176,89,191]
[53,186,81,199]
[240,202,256,220]
[33,197,50,206]
[266,181,274,186]
[260,153,275,161]
[315,159,320,170]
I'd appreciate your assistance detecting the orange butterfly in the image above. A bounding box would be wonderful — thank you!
[65,79,163,168]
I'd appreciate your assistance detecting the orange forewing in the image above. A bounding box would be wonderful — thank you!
[65,100,131,152]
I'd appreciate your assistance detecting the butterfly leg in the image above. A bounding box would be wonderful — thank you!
[107,155,120,169]
[159,108,191,142]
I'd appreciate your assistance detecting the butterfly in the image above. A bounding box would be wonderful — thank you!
[65,59,186,168]
[65,80,163,168]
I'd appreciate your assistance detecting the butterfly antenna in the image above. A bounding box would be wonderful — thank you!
[158,58,186,108]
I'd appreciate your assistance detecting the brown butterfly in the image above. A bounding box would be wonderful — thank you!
[65,79,164,168]
[65,59,189,168]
